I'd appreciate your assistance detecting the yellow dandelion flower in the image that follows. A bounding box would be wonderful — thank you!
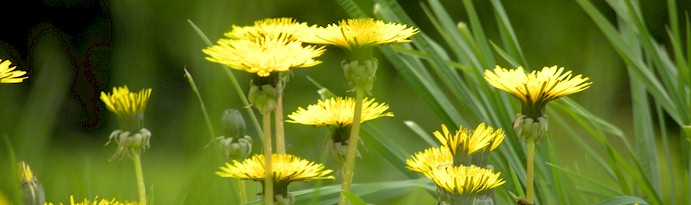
[426,165,505,195]
[405,147,453,174]
[303,18,418,51]
[484,65,591,117]
[0,59,27,83]
[287,97,393,127]
[100,86,152,131]
[45,195,140,205]
[225,17,315,41]
[433,123,504,156]
[203,35,324,77]
[217,154,333,190]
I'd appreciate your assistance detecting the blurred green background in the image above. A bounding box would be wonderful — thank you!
[0,0,689,204]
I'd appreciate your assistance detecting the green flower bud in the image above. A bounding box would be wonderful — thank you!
[342,58,378,94]
[221,109,246,139]
[218,135,253,161]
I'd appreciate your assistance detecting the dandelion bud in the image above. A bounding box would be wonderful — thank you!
[342,59,378,94]
[221,109,246,139]
[19,161,45,205]
[219,135,253,161]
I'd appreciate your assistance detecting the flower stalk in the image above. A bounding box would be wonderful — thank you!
[338,88,365,205]
[525,139,535,204]
[132,152,147,205]
[262,112,274,205]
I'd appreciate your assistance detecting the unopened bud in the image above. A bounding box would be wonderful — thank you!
[221,109,246,139]
[218,135,253,161]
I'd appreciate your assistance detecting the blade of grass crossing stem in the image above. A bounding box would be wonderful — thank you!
[545,162,624,197]
[490,41,522,68]
[490,0,528,68]
[184,69,217,140]
[187,19,264,140]
[341,191,367,205]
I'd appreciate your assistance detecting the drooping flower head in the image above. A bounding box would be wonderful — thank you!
[433,123,505,157]
[100,86,152,132]
[425,165,505,196]
[0,59,27,83]
[217,154,334,196]
[203,35,324,77]
[484,65,591,119]
[225,17,315,41]
[45,195,140,205]
[405,147,453,174]
[287,97,393,127]
[304,18,418,60]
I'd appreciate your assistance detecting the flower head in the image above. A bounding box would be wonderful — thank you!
[217,154,334,196]
[19,161,45,205]
[203,35,324,77]
[287,97,393,127]
[433,123,504,156]
[484,65,591,118]
[426,165,505,196]
[225,17,315,41]
[405,147,453,174]
[303,18,418,52]
[45,195,140,205]
[100,86,152,131]
[0,59,27,83]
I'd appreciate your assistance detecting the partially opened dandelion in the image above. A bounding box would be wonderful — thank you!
[19,161,44,205]
[0,59,28,83]
[100,86,152,205]
[433,123,504,166]
[484,65,591,204]
[303,18,417,205]
[287,97,393,164]
[204,26,325,205]
[217,154,334,204]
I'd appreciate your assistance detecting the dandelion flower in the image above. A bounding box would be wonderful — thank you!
[303,18,418,51]
[287,97,393,127]
[45,195,140,205]
[100,86,152,131]
[484,65,591,118]
[203,35,324,77]
[405,147,453,174]
[225,17,314,41]
[0,59,27,83]
[217,154,334,196]
[433,123,504,156]
[426,165,505,195]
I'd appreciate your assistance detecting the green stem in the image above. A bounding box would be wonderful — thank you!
[237,179,247,204]
[132,152,147,205]
[275,94,286,154]
[338,89,365,205]
[526,140,535,204]
[262,112,274,205]
[683,125,691,205]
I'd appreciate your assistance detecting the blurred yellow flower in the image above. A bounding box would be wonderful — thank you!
[217,153,334,183]
[426,165,505,195]
[287,97,393,127]
[45,195,140,205]
[225,17,314,41]
[405,147,453,174]
[484,65,591,117]
[433,123,504,156]
[100,86,152,131]
[203,35,324,77]
[0,59,27,83]
[303,18,418,51]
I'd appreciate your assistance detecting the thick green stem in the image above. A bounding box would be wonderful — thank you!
[338,89,365,205]
[237,179,247,204]
[262,112,274,205]
[526,140,535,204]
[275,94,286,154]
[683,125,691,204]
[132,153,147,205]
